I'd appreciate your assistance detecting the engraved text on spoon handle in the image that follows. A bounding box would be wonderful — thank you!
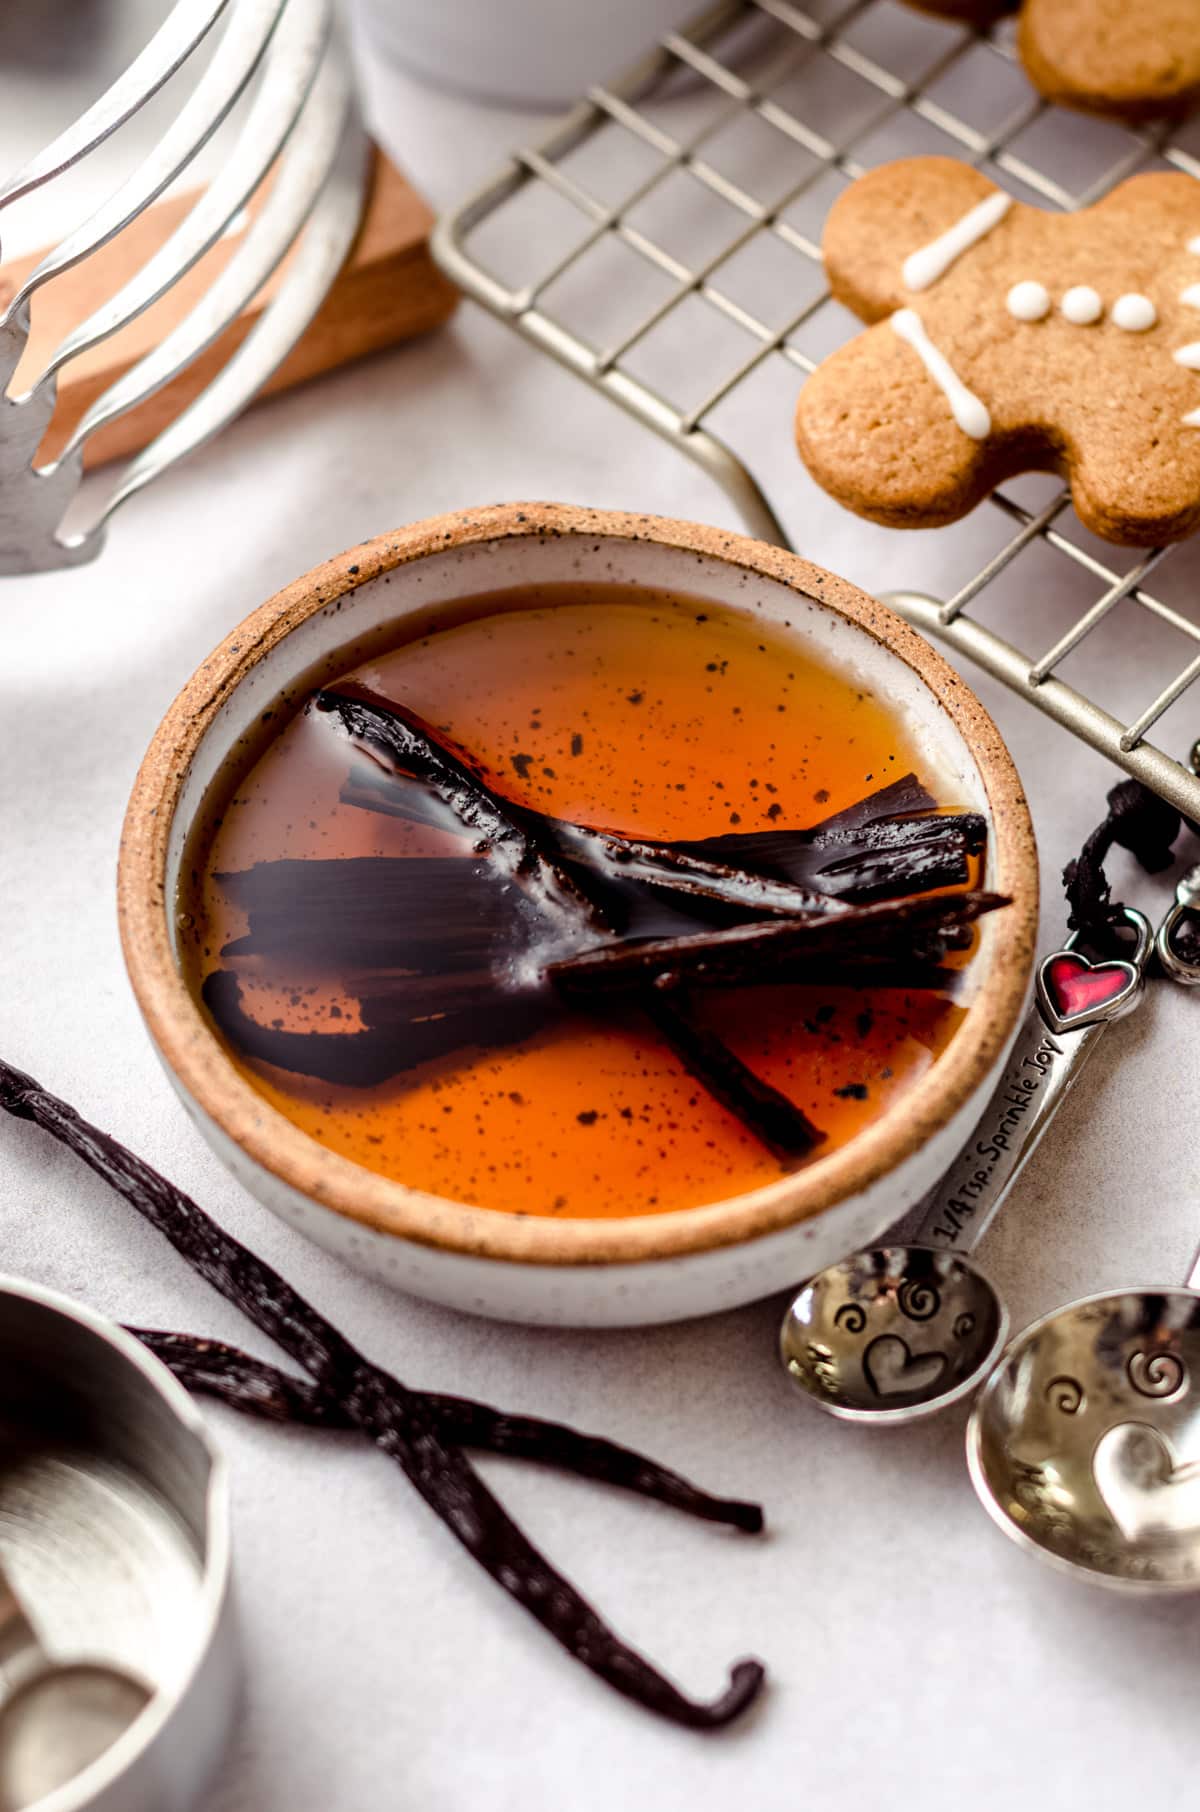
[912,1002,1101,1253]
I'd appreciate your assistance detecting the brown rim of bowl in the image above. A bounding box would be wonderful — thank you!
[118,503,1038,1267]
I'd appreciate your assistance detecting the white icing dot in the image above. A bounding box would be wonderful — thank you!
[1181,283,1200,309]
[1006,280,1051,322]
[1061,286,1103,325]
[1188,235,1200,255]
[1174,342,1200,369]
[1112,292,1157,332]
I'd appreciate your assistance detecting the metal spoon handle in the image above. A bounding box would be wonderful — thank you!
[913,906,1153,1253]
[913,1000,1100,1251]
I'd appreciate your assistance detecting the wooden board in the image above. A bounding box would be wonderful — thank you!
[0,148,459,468]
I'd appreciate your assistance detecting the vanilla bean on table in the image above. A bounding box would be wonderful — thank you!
[0,1057,764,1730]
[135,1328,351,1426]
[131,1328,763,1532]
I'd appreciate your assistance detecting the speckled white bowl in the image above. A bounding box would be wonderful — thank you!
[119,504,1037,1327]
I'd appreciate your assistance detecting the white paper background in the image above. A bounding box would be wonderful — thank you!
[2,6,1199,1808]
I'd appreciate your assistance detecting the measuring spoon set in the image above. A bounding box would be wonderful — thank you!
[780,864,1200,1591]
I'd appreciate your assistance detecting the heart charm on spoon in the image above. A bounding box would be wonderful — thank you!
[1036,948,1141,1034]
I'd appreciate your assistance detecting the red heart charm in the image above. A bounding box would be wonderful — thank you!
[1037,950,1139,1033]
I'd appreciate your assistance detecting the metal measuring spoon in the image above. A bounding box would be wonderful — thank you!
[0,1556,152,1811]
[968,867,1200,1591]
[780,905,1155,1423]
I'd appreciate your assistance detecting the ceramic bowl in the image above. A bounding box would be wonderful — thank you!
[119,504,1037,1327]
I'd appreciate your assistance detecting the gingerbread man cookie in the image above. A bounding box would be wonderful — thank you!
[907,0,1200,119]
[794,158,1200,546]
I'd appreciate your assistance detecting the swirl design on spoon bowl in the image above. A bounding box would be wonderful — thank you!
[898,1277,941,1322]
[1127,1349,1188,1400]
[1045,1374,1086,1415]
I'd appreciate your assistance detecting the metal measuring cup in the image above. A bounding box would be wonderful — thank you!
[0,1276,235,1811]
[780,905,1155,1423]
[968,865,1200,1590]
[0,1557,152,1811]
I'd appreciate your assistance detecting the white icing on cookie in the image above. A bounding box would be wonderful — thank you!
[1112,293,1157,331]
[1181,283,1200,309]
[1189,236,1200,255]
[1061,286,1103,325]
[1183,406,1200,427]
[1174,343,1200,369]
[891,308,991,439]
[901,191,1012,293]
[1006,280,1051,321]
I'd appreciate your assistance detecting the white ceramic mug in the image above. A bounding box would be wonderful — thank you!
[353,0,702,107]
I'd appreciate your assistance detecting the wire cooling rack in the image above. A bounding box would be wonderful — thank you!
[432,0,1200,818]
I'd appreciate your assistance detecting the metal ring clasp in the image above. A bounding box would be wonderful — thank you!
[1063,903,1155,974]
[1155,863,1200,986]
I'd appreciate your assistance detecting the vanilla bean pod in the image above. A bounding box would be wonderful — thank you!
[317,687,822,1159]
[0,1057,763,1730]
[315,685,605,934]
[549,892,1009,998]
[201,967,555,1089]
[640,997,823,1162]
[679,796,987,905]
[131,1329,762,1532]
[135,1328,350,1426]
[217,856,526,967]
[342,762,983,908]
[528,821,838,919]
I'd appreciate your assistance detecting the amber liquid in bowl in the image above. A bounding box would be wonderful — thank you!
[179,585,970,1218]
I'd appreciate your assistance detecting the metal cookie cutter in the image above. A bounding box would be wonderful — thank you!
[0,1277,234,1811]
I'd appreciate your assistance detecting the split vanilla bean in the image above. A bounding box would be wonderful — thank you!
[548,892,1009,997]
[131,1328,763,1532]
[341,762,985,909]
[315,684,605,936]
[201,689,1001,1166]
[640,996,824,1162]
[201,966,555,1089]
[315,686,824,1160]
[677,772,987,904]
[0,1057,764,1730]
